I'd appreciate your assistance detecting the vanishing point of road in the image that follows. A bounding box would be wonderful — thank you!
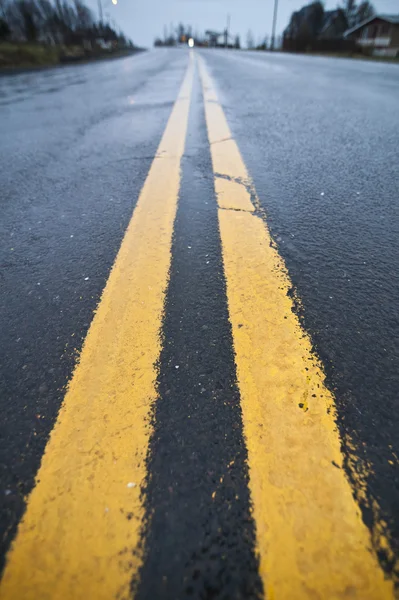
[0,49,398,599]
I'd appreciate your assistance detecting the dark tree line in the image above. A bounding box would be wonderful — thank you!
[154,23,193,47]
[154,23,241,49]
[285,0,375,42]
[0,0,129,46]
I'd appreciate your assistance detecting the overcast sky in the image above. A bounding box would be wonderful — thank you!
[88,0,399,48]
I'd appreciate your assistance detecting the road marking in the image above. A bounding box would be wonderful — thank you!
[198,54,394,599]
[0,56,194,600]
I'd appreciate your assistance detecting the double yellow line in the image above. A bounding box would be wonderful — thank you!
[0,53,393,599]
[198,56,392,599]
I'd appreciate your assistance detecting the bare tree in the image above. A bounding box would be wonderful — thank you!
[74,0,93,30]
[356,1,374,24]
[1,0,130,46]
[0,0,8,17]
[343,0,375,27]
[3,0,39,41]
[344,0,357,28]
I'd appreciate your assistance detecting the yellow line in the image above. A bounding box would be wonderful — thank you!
[198,54,394,599]
[0,56,194,600]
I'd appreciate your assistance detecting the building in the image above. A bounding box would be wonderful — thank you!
[204,30,223,47]
[344,14,399,57]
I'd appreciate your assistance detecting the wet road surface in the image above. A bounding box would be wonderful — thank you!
[0,49,398,598]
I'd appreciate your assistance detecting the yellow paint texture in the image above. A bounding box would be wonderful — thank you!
[198,55,393,599]
[0,56,194,600]
[215,177,254,212]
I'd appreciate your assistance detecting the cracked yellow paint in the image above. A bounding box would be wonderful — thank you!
[0,55,194,600]
[215,177,254,212]
[198,54,394,599]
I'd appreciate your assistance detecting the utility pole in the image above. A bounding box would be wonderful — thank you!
[225,14,230,48]
[270,0,278,51]
[98,0,103,24]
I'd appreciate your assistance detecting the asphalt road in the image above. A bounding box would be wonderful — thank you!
[0,49,398,599]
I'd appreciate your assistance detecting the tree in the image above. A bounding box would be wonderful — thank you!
[298,19,312,39]
[0,16,10,38]
[306,1,324,37]
[0,0,7,18]
[0,0,131,46]
[356,1,374,24]
[285,1,324,41]
[344,0,357,28]
[74,0,93,30]
[24,6,37,41]
[246,29,254,49]
[176,22,184,43]
[36,0,58,42]
[4,0,42,42]
[343,0,375,27]
[234,34,240,49]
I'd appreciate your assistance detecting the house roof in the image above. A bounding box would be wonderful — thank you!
[344,14,399,37]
